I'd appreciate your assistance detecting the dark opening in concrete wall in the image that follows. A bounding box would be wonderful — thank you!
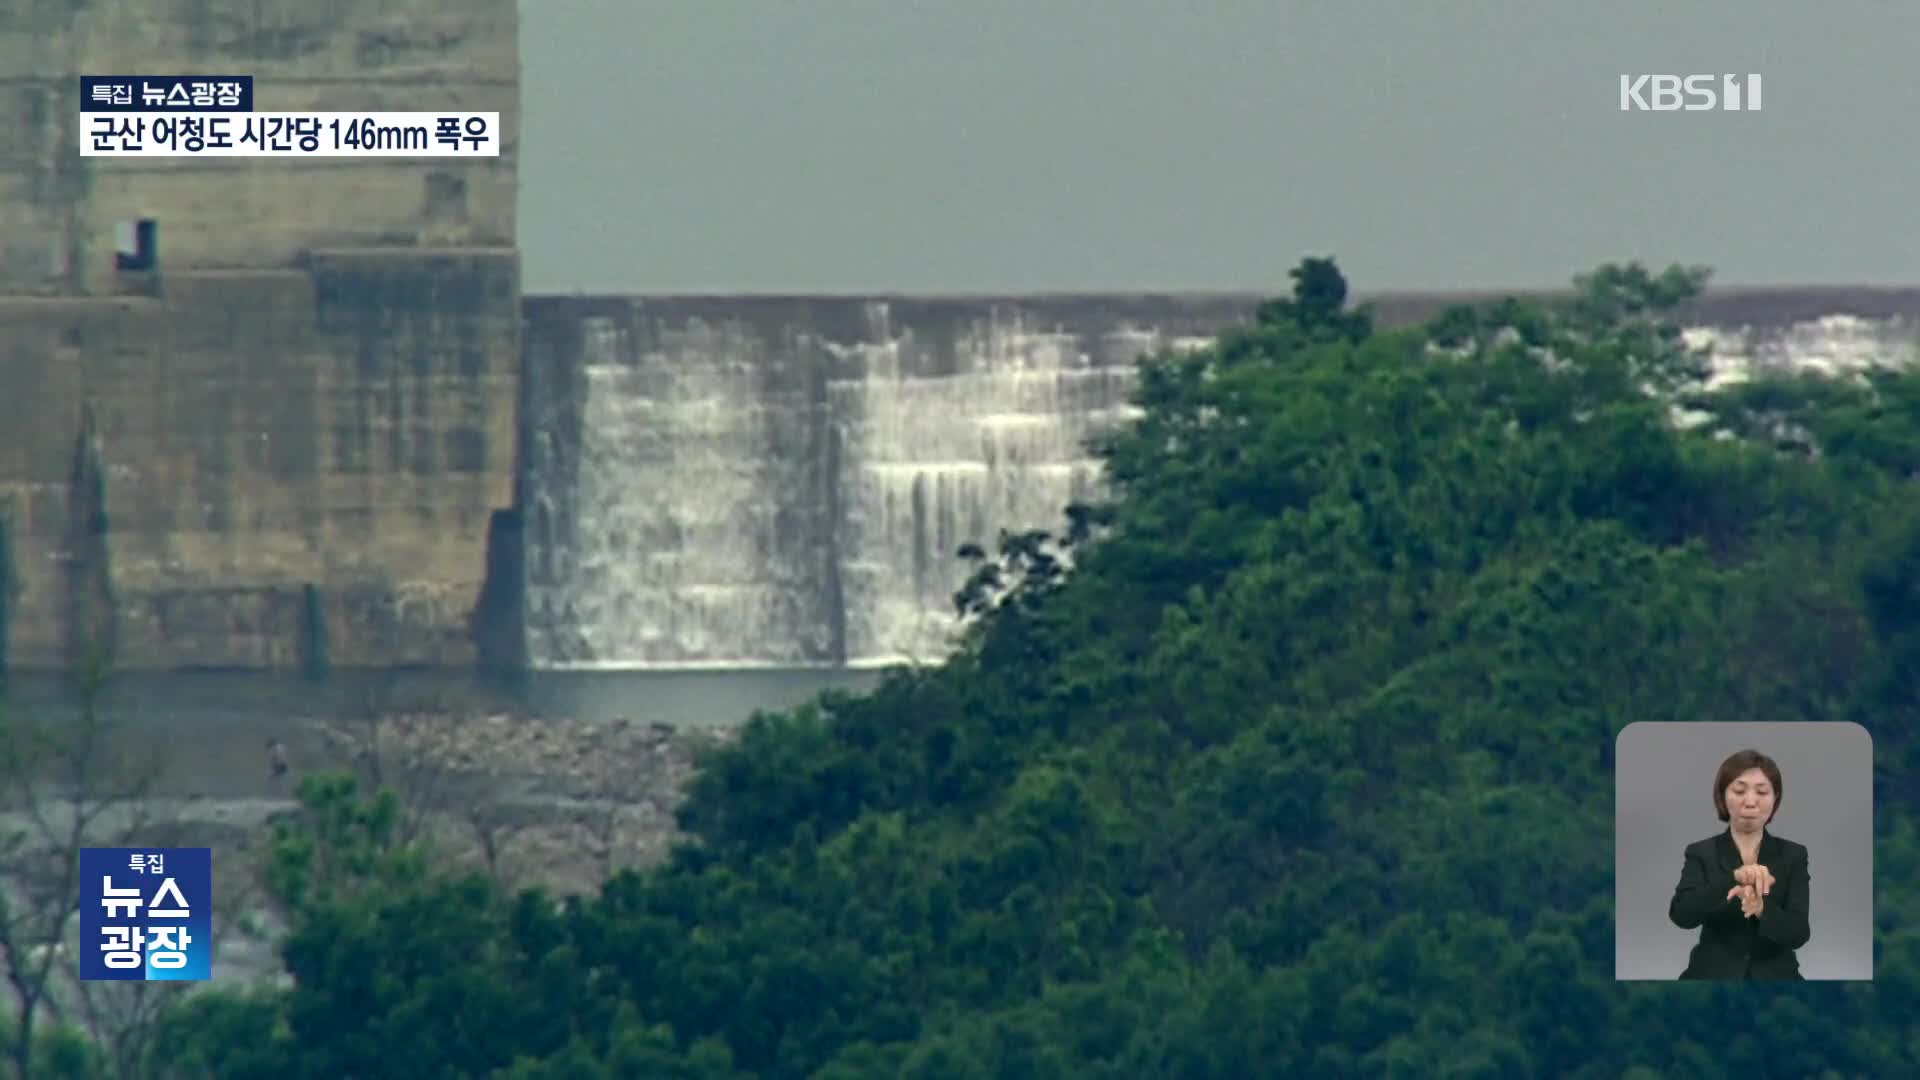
[113,218,157,271]
[472,507,528,687]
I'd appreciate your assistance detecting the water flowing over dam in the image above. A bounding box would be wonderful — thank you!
[519,297,1234,669]
[518,293,1920,671]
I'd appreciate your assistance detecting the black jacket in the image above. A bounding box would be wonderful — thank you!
[1668,830,1810,980]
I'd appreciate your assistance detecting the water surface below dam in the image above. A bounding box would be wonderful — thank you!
[3,667,880,800]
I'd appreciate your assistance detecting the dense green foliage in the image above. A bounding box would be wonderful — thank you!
[155,260,1920,1077]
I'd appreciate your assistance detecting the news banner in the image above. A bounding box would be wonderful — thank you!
[79,74,499,158]
[80,847,214,981]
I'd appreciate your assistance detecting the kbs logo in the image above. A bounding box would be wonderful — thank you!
[1619,74,1762,112]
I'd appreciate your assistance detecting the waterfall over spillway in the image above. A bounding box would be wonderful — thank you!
[832,324,1151,665]
[520,298,1212,669]
[523,311,838,668]
[547,359,830,667]
[1687,314,1920,387]
[520,296,1920,671]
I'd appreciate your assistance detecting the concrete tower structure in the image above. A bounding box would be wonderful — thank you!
[0,0,523,670]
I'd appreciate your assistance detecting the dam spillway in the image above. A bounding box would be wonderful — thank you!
[5,285,1920,674]
[518,295,1239,669]
[518,292,1920,671]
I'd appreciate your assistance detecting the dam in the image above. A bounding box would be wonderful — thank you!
[515,293,1920,671]
[4,0,1920,676]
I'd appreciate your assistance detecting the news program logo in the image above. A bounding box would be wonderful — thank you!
[1619,74,1762,112]
[78,848,212,982]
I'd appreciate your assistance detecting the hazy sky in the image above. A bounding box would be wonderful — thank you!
[519,1,1920,295]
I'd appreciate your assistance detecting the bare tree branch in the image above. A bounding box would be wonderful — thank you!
[0,661,177,1078]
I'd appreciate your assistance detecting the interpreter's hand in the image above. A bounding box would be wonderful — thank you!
[1732,864,1776,897]
[1739,885,1765,919]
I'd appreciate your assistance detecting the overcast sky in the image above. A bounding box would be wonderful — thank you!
[519,1,1920,295]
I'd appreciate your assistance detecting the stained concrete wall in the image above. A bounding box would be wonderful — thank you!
[0,0,520,672]
[0,0,517,295]
[0,253,520,669]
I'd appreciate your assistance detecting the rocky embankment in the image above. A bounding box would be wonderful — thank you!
[303,710,739,895]
[2,709,738,1007]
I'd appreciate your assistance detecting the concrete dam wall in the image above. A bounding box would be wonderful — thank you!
[517,289,1920,671]
[0,0,521,672]
[6,0,1919,676]
[0,254,520,671]
[7,270,1920,674]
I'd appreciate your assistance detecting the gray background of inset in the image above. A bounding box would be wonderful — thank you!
[1615,721,1873,980]
[523,1,1920,293]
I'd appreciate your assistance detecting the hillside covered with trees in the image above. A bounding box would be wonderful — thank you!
[70,261,1920,1075]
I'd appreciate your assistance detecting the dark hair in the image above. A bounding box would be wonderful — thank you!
[1713,749,1782,823]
